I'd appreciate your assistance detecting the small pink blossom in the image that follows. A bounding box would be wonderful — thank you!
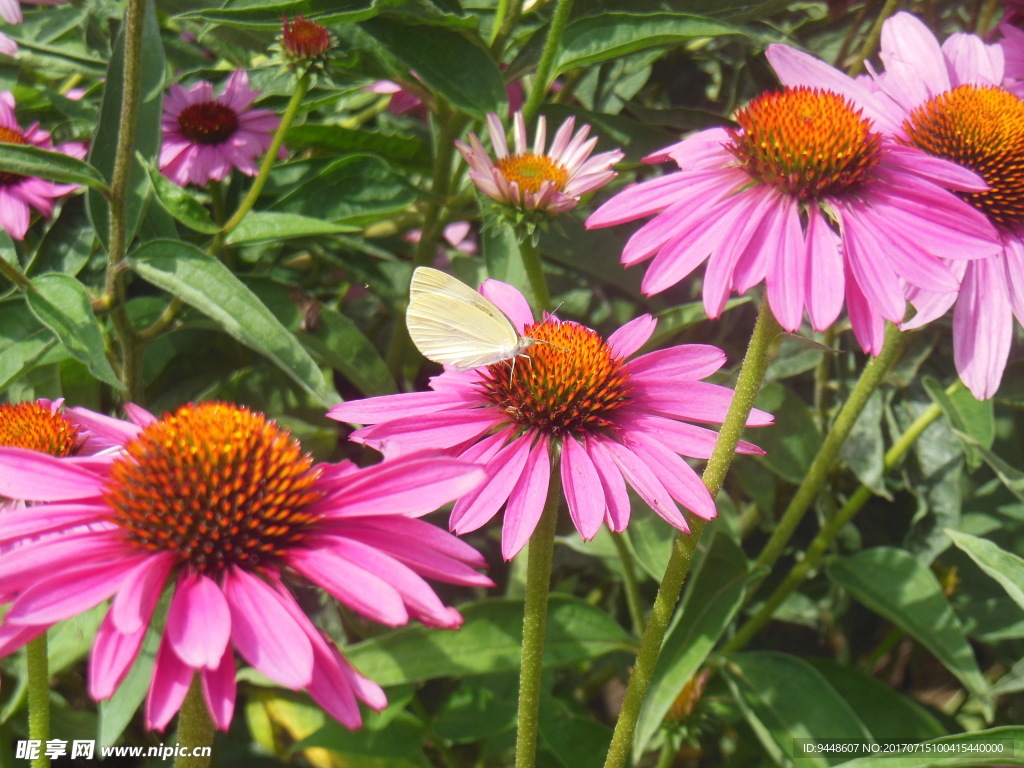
[159,70,281,187]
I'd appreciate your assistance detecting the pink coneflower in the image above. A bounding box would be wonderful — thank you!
[0,402,490,730]
[0,92,84,239]
[999,24,1024,94]
[456,112,624,215]
[330,279,771,560]
[586,55,1001,355]
[159,70,281,187]
[772,12,1024,398]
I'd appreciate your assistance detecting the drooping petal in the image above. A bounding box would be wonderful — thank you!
[166,572,232,671]
[146,638,195,732]
[450,435,532,534]
[90,612,148,700]
[953,258,1014,400]
[0,447,106,500]
[586,436,632,532]
[561,435,605,541]
[501,437,551,560]
[201,647,237,731]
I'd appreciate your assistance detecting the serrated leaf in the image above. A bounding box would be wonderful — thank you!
[129,240,337,406]
[226,211,358,245]
[25,274,123,390]
[345,596,635,686]
[143,161,220,234]
[947,530,1024,613]
[827,547,990,709]
[0,144,107,191]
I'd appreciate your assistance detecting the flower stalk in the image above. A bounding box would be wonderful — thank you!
[515,445,563,768]
[104,0,146,403]
[602,298,782,768]
[26,634,50,768]
[518,237,552,311]
[520,0,574,125]
[173,678,214,768]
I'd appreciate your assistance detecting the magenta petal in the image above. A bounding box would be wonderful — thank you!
[166,572,231,671]
[625,432,716,520]
[0,447,106,500]
[110,551,175,634]
[480,278,536,330]
[626,345,726,381]
[586,437,631,532]
[844,252,887,355]
[223,566,313,688]
[0,623,47,657]
[201,647,237,731]
[840,211,906,323]
[597,439,687,531]
[90,611,147,700]
[329,391,455,424]
[330,456,485,517]
[146,638,195,732]
[0,501,106,547]
[606,314,656,358]
[765,196,808,332]
[350,410,496,457]
[501,438,551,560]
[561,436,605,541]
[804,208,845,331]
[1004,238,1024,324]
[450,435,533,534]
[67,405,143,445]
[953,258,1013,400]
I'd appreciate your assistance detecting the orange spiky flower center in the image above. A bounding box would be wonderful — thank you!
[479,320,633,437]
[103,402,324,575]
[0,125,27,186]
[496,153,570,195]
[281,14,332,60]
[728,86,884,199]
[178,102,240,146]
[903,84,1024,229]
[0,401,80,456]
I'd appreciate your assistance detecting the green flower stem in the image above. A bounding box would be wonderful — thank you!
[490,0,525,53]
[0,253,30,289]
[520,0,574,126]
[518,238,552,311]
[218,75,309,241]
[173,677,215,768]
[26,634,50,768]
[611,532,646,637]
[724,383,950,653]
[515,446,563,768]
[752,322,904,576]
[103,0,145,403]
[846,0,899,76]
[602,298,782,768]
[813,326,837,432]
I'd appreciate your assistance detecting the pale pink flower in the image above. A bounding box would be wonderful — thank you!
[330,279,771,560]
[0,402,490,731]
[586,50,1001,355]
[159,70,281,187]
[789,12,1024,399]
[0,92,84,239]
[999,24,1024,94]
[456,112,624,214]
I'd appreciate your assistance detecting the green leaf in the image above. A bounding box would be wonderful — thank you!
[25,274,124,390]
[554,13,765,74]
[827,547,990,708]
[805,659,944,743]
[285,124,429,166]
[955,432,1024,504]
[143,161,220,234]
[181,0,381,28]
[633,532,759,759]
[0,144,107,192]
[270,155,417,225]
[831,726,1024,767]
[345,596,635,686]
[947,530,1024,613]
[839,390,889,498]
[129,240,337,406]
[754,382,822,484]
[923,377,993,469]
[226,211,358,246]
[539,695,612,767]
[302,306,396,396]
[357,17,505,119]
[721,652,874,768]
[0,302,57,392]
[87,0,165,249]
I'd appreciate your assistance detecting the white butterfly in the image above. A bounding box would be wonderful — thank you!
[406,267,537,371]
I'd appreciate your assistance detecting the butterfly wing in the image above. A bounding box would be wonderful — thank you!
[406,267,526,370]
